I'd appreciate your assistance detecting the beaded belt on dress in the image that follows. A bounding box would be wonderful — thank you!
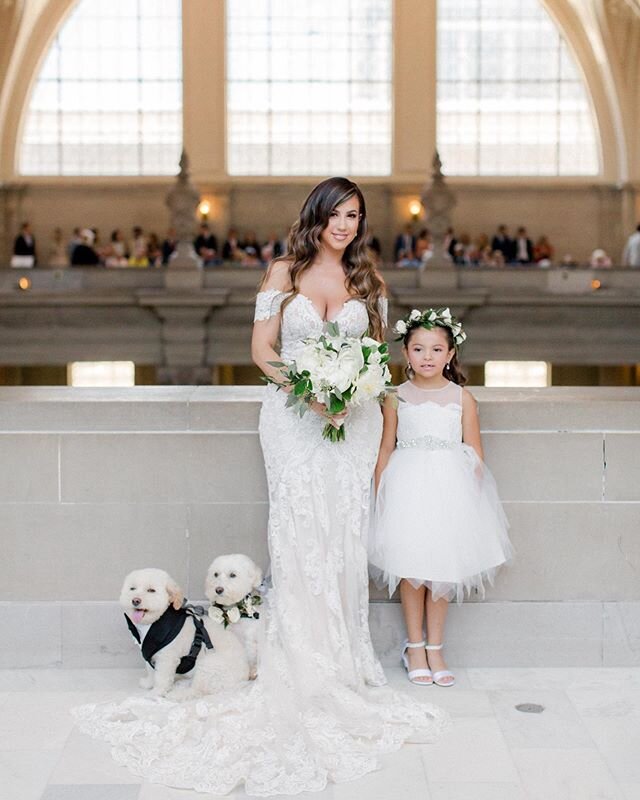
[397,434,456,450]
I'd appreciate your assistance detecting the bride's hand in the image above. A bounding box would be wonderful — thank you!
[310,401,348,429]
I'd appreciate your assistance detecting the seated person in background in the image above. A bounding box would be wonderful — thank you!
[222,227,241,261]
[622,223,640,267]
[162,228,177,264]
[147,233,163,267]
[103,229,129,267]
[444,226,457,259]
[128,230,149,267]
[491,225,514,262]
[240,231,262,266]
[195,223,218,265]
[414,228,431,262]
[452,242,469,266]
[47,227,68,267]
[71,228,100,266]
[590,248,612,268]
[365,228,382,261]
[261,232,283,264]
[67,228,82,261]
[394,224,415,262]
[491,249,506,267]
[14,221,37,264]
[534,235,554,263]
[514,227,534,264]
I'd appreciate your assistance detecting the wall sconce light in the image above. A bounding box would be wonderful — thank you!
[17,276,31,291]
[591,279,601,291]
[408,200,422,221]
[198,199,211,222]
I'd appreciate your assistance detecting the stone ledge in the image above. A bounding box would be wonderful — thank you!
[1,601,637,669]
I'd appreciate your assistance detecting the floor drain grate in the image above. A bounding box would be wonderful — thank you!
[515,703,545,714]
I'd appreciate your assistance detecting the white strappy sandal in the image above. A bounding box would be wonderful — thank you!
[400,639,433,685]
[425,642,455,687]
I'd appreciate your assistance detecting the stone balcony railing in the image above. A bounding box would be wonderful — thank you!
[0,265,639,368]
[1,386,639,669]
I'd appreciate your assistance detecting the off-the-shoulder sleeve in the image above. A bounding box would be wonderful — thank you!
[378,296,388,327]
[254,289,286,322]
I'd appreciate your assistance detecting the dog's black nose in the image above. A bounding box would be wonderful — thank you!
[215,587,224,595]
[132,597,142,606]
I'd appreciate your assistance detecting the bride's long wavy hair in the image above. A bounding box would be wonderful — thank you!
[261,177,386,340]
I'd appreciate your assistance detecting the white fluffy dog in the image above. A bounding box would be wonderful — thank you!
[120,567,249,698]
[205,554,264,679]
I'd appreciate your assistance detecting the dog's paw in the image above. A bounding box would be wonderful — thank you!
[139,676,154,690]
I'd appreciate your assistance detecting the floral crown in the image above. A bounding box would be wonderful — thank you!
[393,307,467,347]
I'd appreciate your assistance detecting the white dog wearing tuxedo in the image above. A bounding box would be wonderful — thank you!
[121,567,249,698]
[205,554,264,679]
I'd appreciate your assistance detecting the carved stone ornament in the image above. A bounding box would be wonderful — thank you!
[421,151,457,270]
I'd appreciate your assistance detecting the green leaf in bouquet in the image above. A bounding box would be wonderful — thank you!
[325,321,340,337]
[294,380,307,396]
[328,396,346,415]
[378,343,389,354]
[362,346,372,361]
[285,393,300,408]
[267,360,286,368]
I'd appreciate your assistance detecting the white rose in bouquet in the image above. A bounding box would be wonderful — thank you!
[353,362,388,403]
[333,341,365,392]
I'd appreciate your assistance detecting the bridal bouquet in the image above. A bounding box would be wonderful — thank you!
[266,322,393,442]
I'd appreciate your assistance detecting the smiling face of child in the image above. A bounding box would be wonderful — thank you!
[404,326,455,383]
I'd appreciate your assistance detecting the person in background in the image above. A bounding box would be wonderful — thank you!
[491,225,514,263]
[194,223,218,266]
[103,229,129,267]
[414,228,431,262]
[147,233,163,267]
[222,227,241,261]
[241,231,262,265]
[47,227,68,267]
[394,224,415,262]
[162,228,177,264]
[444,227,457,259]
[514,227,534,264]
[14,222,36,264]
[590,248,612,268]
[365,228,382,261]
[71,228,100,266]
[534,235,554,263]
[261,232,283,264]
[622,223,640,267]
[67,228,82,261]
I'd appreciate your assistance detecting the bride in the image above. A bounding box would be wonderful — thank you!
[74,177,447,796]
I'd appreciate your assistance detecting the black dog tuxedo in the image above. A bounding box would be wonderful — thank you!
[125,605,213,674]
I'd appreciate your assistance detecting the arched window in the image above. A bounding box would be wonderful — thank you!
[19,0,182,176]
[226,0,392,176]
[437,0,599,175]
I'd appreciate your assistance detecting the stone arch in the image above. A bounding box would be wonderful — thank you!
[0,0,78,180]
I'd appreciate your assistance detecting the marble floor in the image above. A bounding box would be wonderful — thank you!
[0,666,639,800]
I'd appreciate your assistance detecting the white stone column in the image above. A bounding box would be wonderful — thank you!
[392,0,437,179]
[182,0,226,183]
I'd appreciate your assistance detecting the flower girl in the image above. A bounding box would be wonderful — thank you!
[369,308,513,686]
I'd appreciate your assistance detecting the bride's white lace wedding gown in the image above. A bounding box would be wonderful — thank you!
[73,290,448,796]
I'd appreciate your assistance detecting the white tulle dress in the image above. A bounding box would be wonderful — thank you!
[73,291,448,797]
[369,380,513,603]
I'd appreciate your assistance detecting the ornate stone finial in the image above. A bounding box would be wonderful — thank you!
[420,150,457,273]
[165,149,201,272]
[178,149,190,179]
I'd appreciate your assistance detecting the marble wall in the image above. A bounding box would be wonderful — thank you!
[0,386,638,667]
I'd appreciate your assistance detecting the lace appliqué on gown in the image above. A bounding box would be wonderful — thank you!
[73,292,448,797]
